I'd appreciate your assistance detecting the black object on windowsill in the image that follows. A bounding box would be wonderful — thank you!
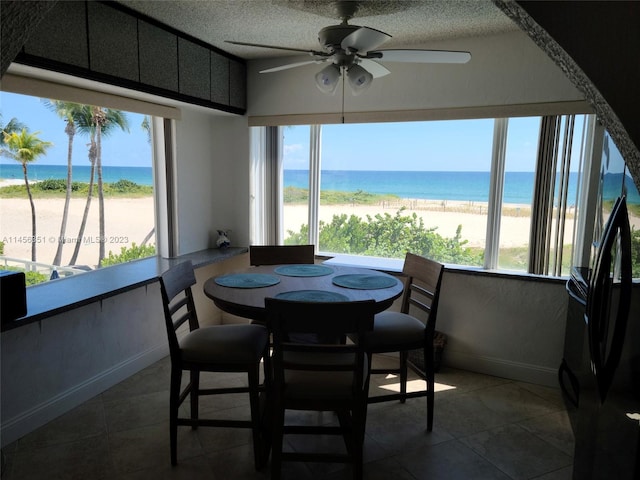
[0,270,27,323]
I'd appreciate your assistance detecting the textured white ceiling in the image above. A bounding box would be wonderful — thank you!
[117,0,519,59]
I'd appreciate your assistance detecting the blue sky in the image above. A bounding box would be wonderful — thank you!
[0,92,151,167]
[283,117,546,172]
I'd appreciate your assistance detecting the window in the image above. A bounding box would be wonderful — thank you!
[281,125,310,245]
[0,91,156,284]
[259,113,594,275]
[313,120,493,266]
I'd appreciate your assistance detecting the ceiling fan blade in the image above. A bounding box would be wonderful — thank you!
[341,26,391,52]
[226,40,323,56]
[373,49,471,64]
[358,59,390,78]
[260,59,327,74]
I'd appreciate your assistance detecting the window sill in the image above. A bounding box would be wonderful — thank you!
[1,247,247,332]
[322,253,568,284]
[322,254,404,274]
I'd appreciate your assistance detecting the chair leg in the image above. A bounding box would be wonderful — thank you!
[190,369,199,430]
[260,346,273,467]
[353,402,367,480]
[270,394,285,480]
[424,344,435,431]
[169,366,182,466]
[248,364,264,470]
[399,350,408,403]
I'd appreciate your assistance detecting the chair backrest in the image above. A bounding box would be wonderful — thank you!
[159,261,199,356]
[265,298,376,402]
[249,244,315,266]
[400,252,444,335]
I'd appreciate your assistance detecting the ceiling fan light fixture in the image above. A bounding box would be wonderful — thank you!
[315,64,341,94]
[347,64,373,95]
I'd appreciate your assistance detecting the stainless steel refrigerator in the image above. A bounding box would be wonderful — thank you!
[560,137,640,478]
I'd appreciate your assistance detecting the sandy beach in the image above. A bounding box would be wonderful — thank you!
[0,179,155,268]
[1,178,637,270]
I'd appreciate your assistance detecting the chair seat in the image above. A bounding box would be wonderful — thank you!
[364,311,425,350]
[180,324,268,364]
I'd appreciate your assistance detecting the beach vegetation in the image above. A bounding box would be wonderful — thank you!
[0,266,48,286]
[632,227,640,278]
[285,207,483,265]
[0,128,53,262]
[284,186,399,205]
[0,180,152,198]
[100,243,156,267]
[36,179,82,192]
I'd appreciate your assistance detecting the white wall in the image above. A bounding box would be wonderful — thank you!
[437,271,567,386]
[173,107,250,255]
[0,284,167,447]
[247,30,584,118]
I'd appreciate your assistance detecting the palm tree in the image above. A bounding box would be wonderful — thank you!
[141,115,151,144]
[68,106,129,266]
[0,114,27,142]
[0,129,53,261]
[43,100,83,266]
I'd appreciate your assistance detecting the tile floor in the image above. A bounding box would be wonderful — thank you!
[1,355,574,480]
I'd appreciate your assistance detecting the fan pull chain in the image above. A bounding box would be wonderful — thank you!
[341,67,345,124]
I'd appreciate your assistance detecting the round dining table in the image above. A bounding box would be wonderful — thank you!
[203,264,404,322]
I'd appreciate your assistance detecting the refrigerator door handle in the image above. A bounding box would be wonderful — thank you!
[587,197,633,403]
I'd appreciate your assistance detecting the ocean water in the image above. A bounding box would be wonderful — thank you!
[2,164,637,205]
[286,170,640,205]
[286,170,567,205]
[0,164,153,186]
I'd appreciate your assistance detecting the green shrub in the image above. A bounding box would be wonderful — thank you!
[33,179,85,193]
[0,179,151,197]
[0,266,48,286]
[36,179,68,191]
[0,241,4,255]
[632,226,640,278]
[111,179,139,192]
[285,207,483,266]
[100,243,156,267]
[283,186,398,205]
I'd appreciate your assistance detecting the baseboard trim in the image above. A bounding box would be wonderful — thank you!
[0,343,168,448]
[442,350,559,387]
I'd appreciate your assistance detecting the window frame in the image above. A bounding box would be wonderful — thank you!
[255,112,598,277]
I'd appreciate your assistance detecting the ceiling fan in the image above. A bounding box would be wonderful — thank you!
[226,1,471,95]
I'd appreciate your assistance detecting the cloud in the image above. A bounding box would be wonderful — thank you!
[284,143,304,155]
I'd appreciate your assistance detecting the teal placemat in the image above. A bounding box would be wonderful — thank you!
[273,264,334,277]
[332,274,399,290]
[215,273,280,288]
[275,290,349,302]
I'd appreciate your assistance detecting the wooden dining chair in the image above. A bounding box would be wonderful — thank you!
[249,244,315,266]
[159,261,270,469]
[265,297,376,480]
[364,252,444,431]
